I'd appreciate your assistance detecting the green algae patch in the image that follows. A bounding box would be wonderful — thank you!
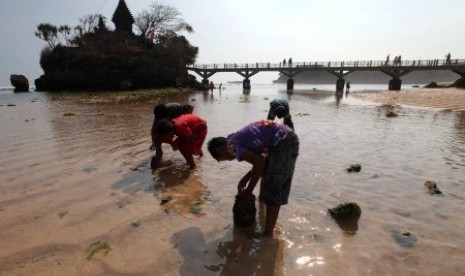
[86,241,112,260]
[188,200,204,214]
[189,205,202,214]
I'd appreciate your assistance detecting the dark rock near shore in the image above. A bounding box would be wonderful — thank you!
[328,202,361,220]
[424,82,439,88]
[386,111,398,117]
[10,74,29,92]
[346,164,361,172]
[329,203,361,234]
[451,77,465,88]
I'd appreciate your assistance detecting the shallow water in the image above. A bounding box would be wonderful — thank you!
[1,84,465,275]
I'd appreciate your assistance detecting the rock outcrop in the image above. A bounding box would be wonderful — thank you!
[10,74,29,92]
[35,31,200,91]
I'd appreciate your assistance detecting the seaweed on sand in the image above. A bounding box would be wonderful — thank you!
[86,241,112,260]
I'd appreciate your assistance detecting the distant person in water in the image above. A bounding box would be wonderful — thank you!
[267,98,294,130]
[157,114,207,169]
[209,81,215,92]
[346,81,351,94]
[208,120,299,237]
[150,103,194,169]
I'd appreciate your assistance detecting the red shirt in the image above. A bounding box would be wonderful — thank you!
[172,114,207,137]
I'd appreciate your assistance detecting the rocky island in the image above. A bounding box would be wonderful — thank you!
[34,0,201,92]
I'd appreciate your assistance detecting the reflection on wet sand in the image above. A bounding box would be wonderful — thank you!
[171,226,284,275]
[153,160,210,218]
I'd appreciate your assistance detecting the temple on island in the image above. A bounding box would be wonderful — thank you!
[112,0,134,33]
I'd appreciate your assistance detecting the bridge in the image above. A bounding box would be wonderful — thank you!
[186,59,465,91]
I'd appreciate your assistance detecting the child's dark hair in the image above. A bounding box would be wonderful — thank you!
[207,137,228,161]
[156,119,174,135]
[154,104,167,118]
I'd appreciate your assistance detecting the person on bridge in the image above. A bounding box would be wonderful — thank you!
[207,120,299,237]
[156,114,207,170]
[150,103,194,169]
[267,98,294,130]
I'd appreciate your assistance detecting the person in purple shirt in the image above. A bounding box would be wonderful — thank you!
[208,120,299,237]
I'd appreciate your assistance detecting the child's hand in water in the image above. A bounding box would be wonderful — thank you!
[150,144,156,150]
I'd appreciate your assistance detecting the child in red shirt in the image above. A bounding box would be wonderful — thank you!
[157,114,207,169]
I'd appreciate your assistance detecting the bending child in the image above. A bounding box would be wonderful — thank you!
[267,98,294,130]
[208,120,299,237]
[150,103,194,168]
[157,114,207,169]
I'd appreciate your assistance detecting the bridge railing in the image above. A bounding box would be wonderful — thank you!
[187,59,465,70]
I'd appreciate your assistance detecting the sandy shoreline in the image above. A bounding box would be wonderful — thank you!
[353,87,465,111]
[1,87,465,275]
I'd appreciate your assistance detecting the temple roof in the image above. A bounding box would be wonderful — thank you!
[112,0,135,33]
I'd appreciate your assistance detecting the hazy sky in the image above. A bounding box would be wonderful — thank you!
[1,0,464,86]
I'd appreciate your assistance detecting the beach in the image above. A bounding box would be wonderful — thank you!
[1,85,465,275]
[354,87,465,111]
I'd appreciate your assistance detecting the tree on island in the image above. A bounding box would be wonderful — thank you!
[134,2,194,40]
[34,0,200,91]
[35,14,106,49]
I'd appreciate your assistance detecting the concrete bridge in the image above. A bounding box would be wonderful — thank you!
[186,58,465,91]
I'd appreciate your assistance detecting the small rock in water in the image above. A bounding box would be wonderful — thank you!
[328,202,362,220]
[160,196,172,205]
[346,164,361,172]
[424,180,442,195]
[386,111,398,117]
[401,231,410,237]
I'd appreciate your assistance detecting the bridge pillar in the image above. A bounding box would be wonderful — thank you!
[287,78,294,90]
[336,78,345,92]
[202,79,209,90]
[243,79,251,90]
[388,78,402,90]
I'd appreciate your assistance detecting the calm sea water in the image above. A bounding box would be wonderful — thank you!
[183,83,465,275]
[1,83,464,275]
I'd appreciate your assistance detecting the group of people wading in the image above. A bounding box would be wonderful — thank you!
[150,98,299,237]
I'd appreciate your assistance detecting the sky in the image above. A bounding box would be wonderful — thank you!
[1,0,464,86]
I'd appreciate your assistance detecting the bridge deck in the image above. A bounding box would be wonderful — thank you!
[187,59,465,73]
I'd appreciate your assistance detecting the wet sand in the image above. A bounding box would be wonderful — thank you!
[1,87,465,275]
[354,87,465,111]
